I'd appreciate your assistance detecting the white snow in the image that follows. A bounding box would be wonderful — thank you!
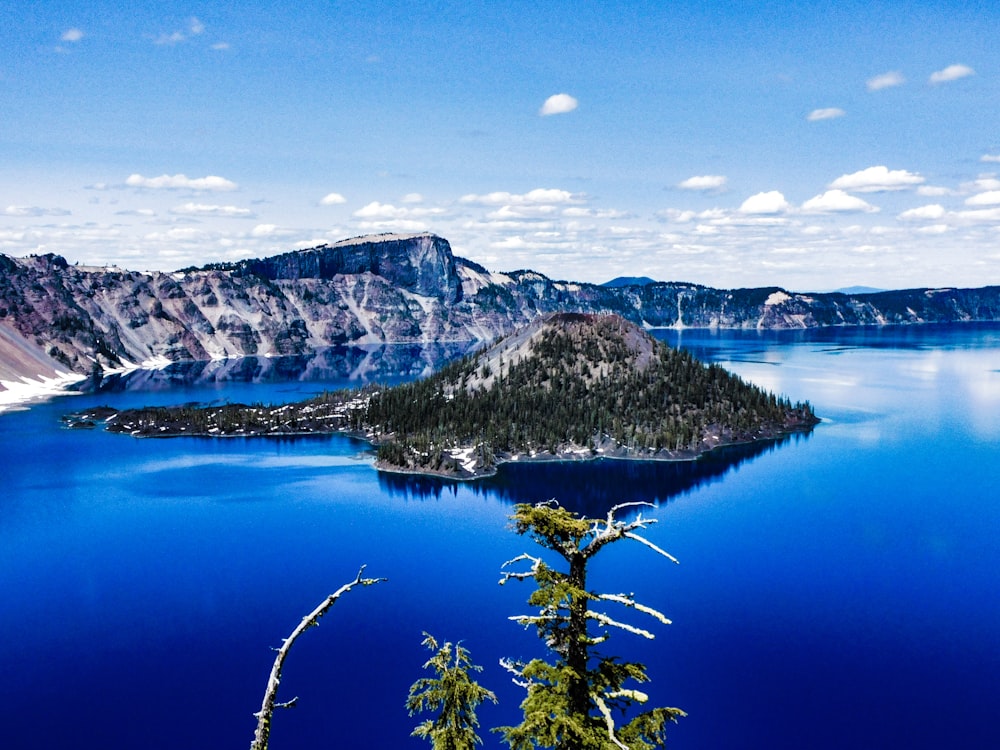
[448,446,478,473]
[0,371,86,413]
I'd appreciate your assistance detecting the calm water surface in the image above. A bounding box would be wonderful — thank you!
[1,325,998,749]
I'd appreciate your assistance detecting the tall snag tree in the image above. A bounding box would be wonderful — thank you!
[497,501,686,750]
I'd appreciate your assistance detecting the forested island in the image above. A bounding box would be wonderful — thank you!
[68,313,819,478]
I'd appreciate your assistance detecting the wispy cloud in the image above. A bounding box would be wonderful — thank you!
[153,17,206,46]
[319,192,347,205]
[866,71,905,91]
[169,203,254,217]
[961,175,1000,193]
[61,28,84,43]
[801,190,879,214]
[3,205,71,217]
[539,93,579,116]
[126,173,238,191]
[981,154,1000,164]
[677,175,727,191]
[929,64,975,84]
[830,166,924,192]
[807,108,845,122]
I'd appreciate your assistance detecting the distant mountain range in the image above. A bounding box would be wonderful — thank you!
[2,232,999,388]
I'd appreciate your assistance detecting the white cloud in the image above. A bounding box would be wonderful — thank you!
[169,203,254,217]
[211,42,230,51]
[678,175,727,191]
[830,166,924,192]
[655,208,697,223]
[929,64,975,84]
[355,219,431,232]
[251,224,280,237]
[154,31,187,45]
[801,190,879,214]
[144,227,207,242]
[3,205,71,217]
[898,204,946,220]
[807,108,846,122]
[739,191,790,215]
[917,185,953,197]
[460,188,579,206]
[955,207,1000,222]
[539,93,579,116]
[61,28,84,43]
[353,202,405,219]
[562,207,628,219]
[401,193,424,204]
[962,176,1000,193]
[319,192,347,205]
[352,202,444,220]
[918,224,950,235]
[981,154,1000,164]
[126,173,238,191]
[152,18,205,46]
[965,191,1000,207]
[486,205,559,220]
[867,71,905,91]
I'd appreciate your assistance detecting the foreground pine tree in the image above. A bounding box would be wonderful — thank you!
[407,633,498,749]
[497,501,686,750]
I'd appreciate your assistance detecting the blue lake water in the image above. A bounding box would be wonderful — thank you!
[1,324,999,749]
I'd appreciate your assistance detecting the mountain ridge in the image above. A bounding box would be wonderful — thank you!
[3,232,1000,393]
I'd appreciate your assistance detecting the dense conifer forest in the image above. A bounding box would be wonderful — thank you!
[77,314,817,477]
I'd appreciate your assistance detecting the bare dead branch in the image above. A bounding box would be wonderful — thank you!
[597,593,672,625]
[593,694,630,750]
[623,531,680,564]
[499,553,542,585]
[249,566,386,750]
[588,611,657,640]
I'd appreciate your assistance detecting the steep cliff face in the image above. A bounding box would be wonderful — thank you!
[235,233,463,302]
[2,231,999,389]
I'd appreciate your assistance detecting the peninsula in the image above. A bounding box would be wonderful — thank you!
[71,313,819,479]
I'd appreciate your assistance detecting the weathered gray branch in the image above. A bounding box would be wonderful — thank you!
[249,566,386,750]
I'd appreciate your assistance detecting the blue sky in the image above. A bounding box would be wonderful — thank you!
[2,1,999,290]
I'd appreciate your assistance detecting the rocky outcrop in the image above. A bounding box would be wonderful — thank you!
[233,233,463,302]
[2,231,1000,388]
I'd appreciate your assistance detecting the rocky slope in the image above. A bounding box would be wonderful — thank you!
[2,232,1000,391]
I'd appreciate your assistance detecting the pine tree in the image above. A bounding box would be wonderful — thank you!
[407,633,498,750]
[497,501,686,750]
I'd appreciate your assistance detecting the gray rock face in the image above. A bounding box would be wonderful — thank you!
[1,231,999,387]
[236,233,462,302]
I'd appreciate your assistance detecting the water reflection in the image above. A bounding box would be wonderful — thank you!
[378,434,804,516]
[71,341,478,394]
[657,321,1000,361]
